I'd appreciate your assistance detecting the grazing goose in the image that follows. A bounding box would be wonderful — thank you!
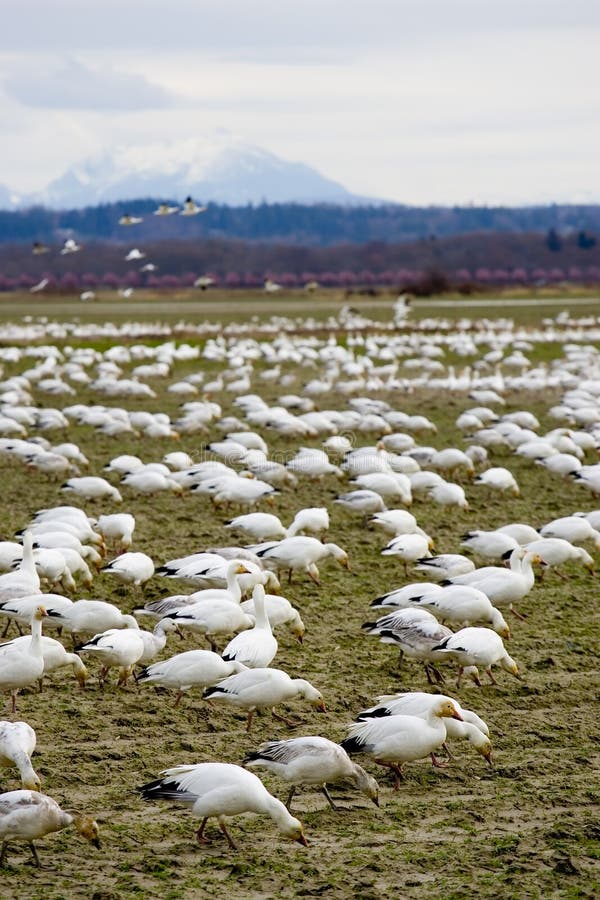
[356,693,492,764]
[254,537,349,585]
[370,509,425,538]
[495,523,540,545]
[473,467,520,496]
[0,593,73,636]
[46,600,139,644]
[334,490,387,523]
[409,584,510,637]
[225,513,287,542]
[0,606,47,711]
[370,582,443,610]
[381,534,432,574]
[524,537,595,578]
[414,554,475,581]
[163,600,254,652]
[362,608,453,684]
[136,650,246,705]
[0,722,40,789]
[427,481,469,509]
[433,627,521,686]
[78,627,145,686]
[460,530,520,561]
[287,507,330,537]
[221,585,277,668]
[102,552,155,588]
[244,736,379,811]
[539,515,600,549]
[203,667,325,731]
[95,513,136,551]
[61,477,122,503]
[444,548,540,618]
[341,697,463,787]
[138,763,306,850]
[0,790,99,867]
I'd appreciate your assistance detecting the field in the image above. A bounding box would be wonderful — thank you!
[0,291,599,898]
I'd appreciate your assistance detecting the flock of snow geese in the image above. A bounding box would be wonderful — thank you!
[0,304,599,865]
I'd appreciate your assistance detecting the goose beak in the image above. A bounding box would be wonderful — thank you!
[297,834,309,847]
[372,796,380,807]
[92,836,101,849]
[451,710,464,721]
[316,700,326,712]
[484,750,494,767]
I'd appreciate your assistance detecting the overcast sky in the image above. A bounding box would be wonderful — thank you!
[2,0,599,204]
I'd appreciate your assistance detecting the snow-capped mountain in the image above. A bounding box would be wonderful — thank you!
[30,136,365,208]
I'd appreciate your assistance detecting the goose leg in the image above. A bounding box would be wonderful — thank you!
[174,690,184,708]
[374,758,404,790]
[430,752,449,768]
[11,691,17,714]
[196,818,210,845]
[246,710,255,732]
[218,820,237,850]
[29,842,41,868]
[0,841,8,867]
[271,709,301,728]
[285,786,295,811]
[485,667,497,685]
[442,741,455,760]
[1,619,12,639]
[510,607,527,621]
[321,785,338,810]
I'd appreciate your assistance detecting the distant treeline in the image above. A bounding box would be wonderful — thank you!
[2,199,600,247]
[2,231,600,293]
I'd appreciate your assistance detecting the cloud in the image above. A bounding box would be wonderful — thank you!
[3,56,174,110]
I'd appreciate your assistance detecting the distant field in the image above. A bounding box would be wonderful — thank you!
[1,287,599,330]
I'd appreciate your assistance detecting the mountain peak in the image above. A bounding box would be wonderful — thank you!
[28,135,366,209]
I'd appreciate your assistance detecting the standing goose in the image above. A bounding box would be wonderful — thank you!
[0,532,40,597]
[137,763,307,850]
[432,627,521,686]
[0,722,40,789]
[203,667,325,731]
[221,584,277,668]
[162,600,254,652]
[408,585,511,637]
[101,552,155,588]
[0,634,87,690]
[362,608,453,684]
[0,790,99,867]
[243,736,379,811]
[444,548,540,618]
[254,537,349,585]
[240,591,305,642]
[341,698,463,787]
[77,626,145,686]
[0,606,47,711]
[136,650,246,706]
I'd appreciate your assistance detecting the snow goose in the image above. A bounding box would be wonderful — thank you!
[523,537,595,578]
[473,467,520,497]
[78,626,145,686]
[362,608,453,684]
[102,552,154,588]
[427,481,469,509]
[95,513,136,551]
[244,737,379,810]
[0,635,87,690]
[445,548,540,618]
[370,509,424,538]
[0,722,40,789]
[539,515,600,549]
[286,448,342,479]
[221,585,277,668]
[408,584,510,637]
[370,582,443,610]
[430,449,474,479]
[0,532,40,597]
[202,667,325,731]
[460,530,520,561]
[341,697,463,787]
[414,554,475,581]
[163,601,254,652]
[381,533,432,575]
[136,650,245,705]
[287,507,330,537]
[254,537,349,585]
[495,523,540,545]
[0,606,47,711]
[225,513,287,542]
[240,592,305,642]
[334,490,386,523]
[0,594,73,637]
[433,627,521,686]
[45,600,139,644]
[0,790,99,867]
[351,473,412,506]
[356,693,492,764]
[61,477,122,503]
[122,471,183,495]
[104,454,144,475]
[195,476,276,509]
[138,763,306,850]
[137,619,180,666]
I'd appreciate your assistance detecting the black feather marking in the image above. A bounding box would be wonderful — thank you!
[202,685,225,699]
[356,707,390,720]
[340,736,363,755]
[440,579,452,587]
[361,621,377,630]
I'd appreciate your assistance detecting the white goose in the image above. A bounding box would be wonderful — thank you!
[138,763,306,850]
[95,513,136,551]
[0,722,40,789]
[473,467,520,496]
[136,650,246,705]
[0,532,40,597]
[240,592,305,642]
[221,584,277,668]
[539,515,600,549]
[381,534,432,574]
[445,548,540,618]
[202,667,325,731]
[244,736,379,810]
[334,491,386,523]
[433,627,521,685]
[287,507,330,537]
[341,697,463,787]
[102,552,155,587]
[0,790,100,867]
[46,600,139,644]
[409,585,511,637]
[0,606,47,711]
[61,477,122,503]
[0,635,87,690]
[137,619,180,666]
[254,537,349,585]
[370,509,425,537]
[362,608,453,684]
[356,692,492,764]
[163,600,254,652]
[524,537,595,578]
[225,513,287,542]
[460,530,520,561]
[414,554,475,581]
[78,626,145,686]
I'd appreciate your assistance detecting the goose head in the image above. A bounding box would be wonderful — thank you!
[284,817,308,846]
[434,699,463,721]
[73,814,101,848]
